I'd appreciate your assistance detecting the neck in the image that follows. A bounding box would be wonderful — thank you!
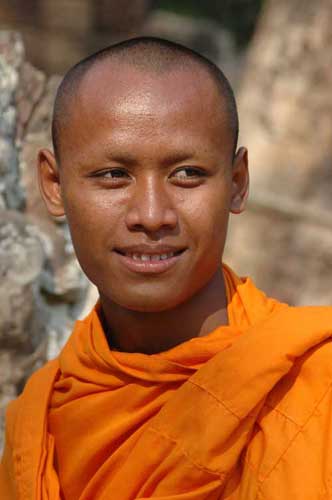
[99,270,228,354]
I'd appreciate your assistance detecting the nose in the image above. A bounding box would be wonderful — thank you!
[125,175,178,234]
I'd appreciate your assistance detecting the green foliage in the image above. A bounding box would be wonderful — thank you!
[153,0,266,48]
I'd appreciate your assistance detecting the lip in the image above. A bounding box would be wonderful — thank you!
[115,244,185,255]
[114,246,186,274]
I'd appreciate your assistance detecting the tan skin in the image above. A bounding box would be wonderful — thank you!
[38,62,249,354]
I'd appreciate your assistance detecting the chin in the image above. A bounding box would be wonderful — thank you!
[118,296,179,313]
[111,286,192,313]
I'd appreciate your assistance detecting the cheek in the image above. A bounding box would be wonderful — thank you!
[62,187,125,254]
[178,187,231,249]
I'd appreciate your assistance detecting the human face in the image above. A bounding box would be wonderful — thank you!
[39,63,248,312]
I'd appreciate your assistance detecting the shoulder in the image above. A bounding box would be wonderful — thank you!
[269,331,332,415]
[243,310,332,497]
[266,305,332,418]
[5,359,60,448]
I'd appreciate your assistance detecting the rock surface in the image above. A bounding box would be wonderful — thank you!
[0,32,97,453]
[0,32,25,211]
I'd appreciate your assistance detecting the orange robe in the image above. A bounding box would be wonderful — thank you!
[1,265,332,499]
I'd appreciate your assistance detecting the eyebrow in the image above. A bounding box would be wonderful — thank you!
[104,151,197,168]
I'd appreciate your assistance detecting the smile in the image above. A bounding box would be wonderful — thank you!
[114,248,186,274]
[125,251,178,261]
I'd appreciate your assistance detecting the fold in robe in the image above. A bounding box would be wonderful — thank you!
[1,265,332,499]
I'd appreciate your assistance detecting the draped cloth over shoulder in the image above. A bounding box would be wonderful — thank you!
[1,265,332,499]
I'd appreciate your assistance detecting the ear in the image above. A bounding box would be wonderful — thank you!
[230,147,249,214]
[37,149,65,217]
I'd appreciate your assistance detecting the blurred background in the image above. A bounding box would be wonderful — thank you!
[0,0,262,76]
[0,0,332,450]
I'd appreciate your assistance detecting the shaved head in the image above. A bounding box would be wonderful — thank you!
[52,37,239,161]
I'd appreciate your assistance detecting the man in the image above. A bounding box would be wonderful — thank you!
[1,37,332,500]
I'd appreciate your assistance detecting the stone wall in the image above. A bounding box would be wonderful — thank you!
[0,31,97,452]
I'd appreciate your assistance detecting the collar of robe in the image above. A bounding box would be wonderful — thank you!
[56,264,280,386]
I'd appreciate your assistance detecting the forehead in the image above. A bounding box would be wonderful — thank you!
[60,61,232,158]
[77,61,225,120]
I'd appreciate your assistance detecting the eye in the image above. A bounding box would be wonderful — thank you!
[170,166,207,185]
[96,168,130,179]
[173,167,202,178]
[90,168,132,188]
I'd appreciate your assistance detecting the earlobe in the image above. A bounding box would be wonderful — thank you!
[37,149,65,217]
[230,147,249,215]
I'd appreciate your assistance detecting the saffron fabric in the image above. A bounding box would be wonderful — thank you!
[1,265,332,499]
